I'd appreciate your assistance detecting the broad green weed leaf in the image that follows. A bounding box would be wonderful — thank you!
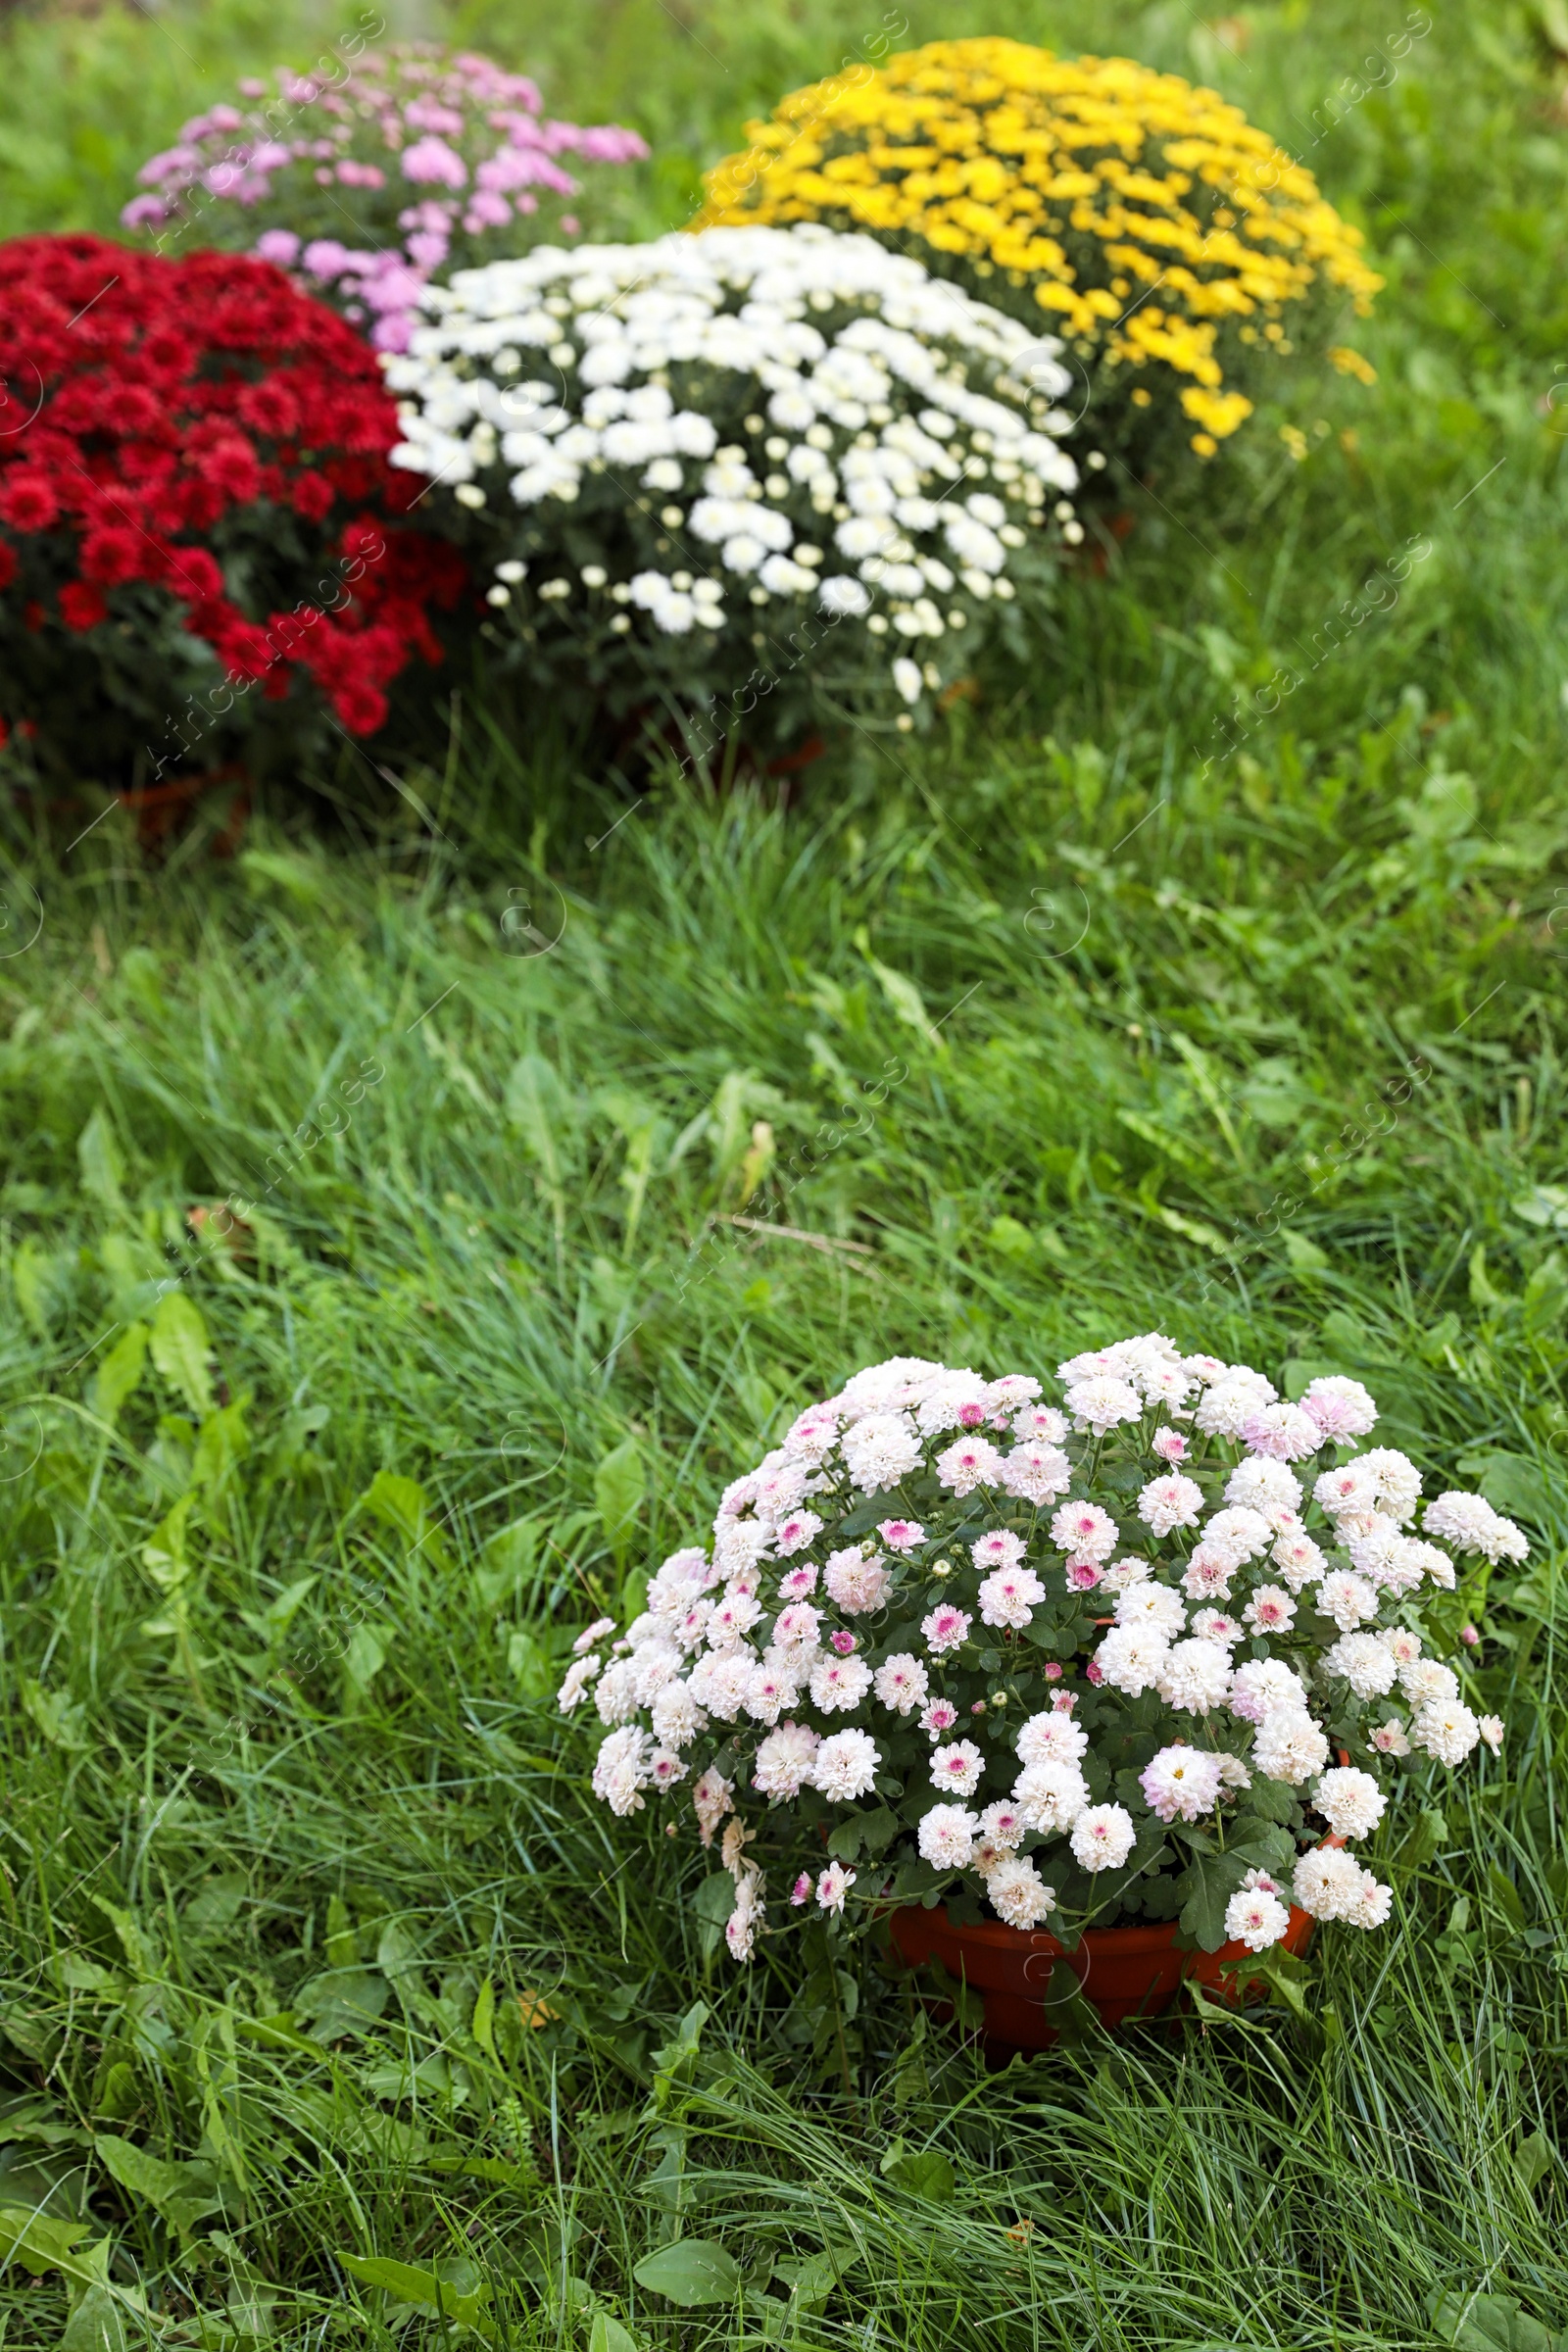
[632,2239,739,2305]
[1431,2289,1558,2352]
[93,2135,222,2237]
[150,1291,215,1418]
[91,1323,147,1424]
[588,2316,639,2352]
[354,1471,450,1568]
[883,2148,956,2201]
[594,1437,645,1563]
[76,1109,125,1211]
[338,2252,492,2332]
[21,1680,88,1752]
[61,2282,127,2352]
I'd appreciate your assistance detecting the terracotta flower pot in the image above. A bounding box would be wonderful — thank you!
[889,1892,1318,2054]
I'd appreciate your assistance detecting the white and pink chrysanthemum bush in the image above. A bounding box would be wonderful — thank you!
[123,46,647,354]
[563,1341,1520,1966]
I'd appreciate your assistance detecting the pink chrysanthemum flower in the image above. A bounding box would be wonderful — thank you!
[971,1528,1027,1572]
[921,1603,971,1656]
[877,1518,924,1551]
[815,1862,855,1914]
[920,1697,959,1739]
[1050,1501,1118,1561]
[930,1739,985,1795]
[935,1433,1004,1494]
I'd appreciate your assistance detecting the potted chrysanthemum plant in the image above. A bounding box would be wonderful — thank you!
[563,1342,1518,2049]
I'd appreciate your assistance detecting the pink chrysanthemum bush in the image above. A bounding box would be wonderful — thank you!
[564,1340,1520,1967]
[122,45,647,355]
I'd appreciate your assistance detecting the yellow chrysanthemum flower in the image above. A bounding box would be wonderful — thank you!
[699,38,1381,458]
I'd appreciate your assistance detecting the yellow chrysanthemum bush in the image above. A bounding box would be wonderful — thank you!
[699,38,1382,472]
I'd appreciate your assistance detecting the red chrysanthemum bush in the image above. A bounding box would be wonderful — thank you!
[0,234,468,788]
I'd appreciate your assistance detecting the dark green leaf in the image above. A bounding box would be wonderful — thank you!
[631,2238,740,2305]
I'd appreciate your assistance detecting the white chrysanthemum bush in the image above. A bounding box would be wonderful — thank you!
[383,223,1090,747]
[563,1340,1520,1969]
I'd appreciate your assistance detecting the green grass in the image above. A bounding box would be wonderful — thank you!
[1,0,1568,2346]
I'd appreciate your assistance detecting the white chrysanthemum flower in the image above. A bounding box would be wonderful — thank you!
[1251,1710,1330,1786]
[705,1593,761,1650]
[1116,1577,1187,1635]
[1223,1457,1303,1518]
[1181,1545,1234,1602]
[752,1721,820,1797]
[592,1726,653,1816]
[1410,1698,1480,1765]
[1063,1374,1143,1433]
[1242,1400,1324,1462]
[1347,1869,1393,1929]
[1300,1375,1378,1442]
[1322,1632,1399,1699]
[809,1655,874,1714]
[1093,1622,1170,1697]
[1050,1499,1120,1561]
[649,1746,689,1792]
[841,1410,923,1494]
[978,1798,1028,1851]
[1270,1531,1329,1592]
[1313,1460,1380,1520]
[873,1652,929,1714]
[1014,1709,1090,1767]
[1137,1473,1204,1536]
[1292,1845,1365,1922]
[917,1802,978,1868]
[688,1649,757,1723]
[1001,1439,1073,1504]
[930,1739,985,1796]
[782,1402,841,1463]
[1312,1766,1387,1840]
[1479,1714,1504,1755]
[1344,1522,1421,1592]
[1242,1584,1296,1634]
[935,1432,1004,1493]
[1224,1885,1292,1952]
[594,1657,640,1725]
[811,1727,881,1800]
[724,1871,764,1961]
[1314,1570,1380,1632]
[742,1663,799,1727]
[1370,1716,1411,1756]
[1398,1657,1459,1707]
[771,1600,822,1656]
[1351,1446,1423,1524]
[822,1545,892,1613]
[1156,1638,1233,1715]
[651,1679,707,1748]
[815,1861,855,1914]
[1191,1608,1244,1649]
[1424,1490,1529,1563]
[977,1564,1046,1628]
[1140,1744,1223,1823]
[1100,1553,1153,1592]
[986,1856,1057,1929]
[1194,1371,1276,1439]
[1070,1803,1137,1872]
[1201,1507,1275,1568]
[1228,1657,1308,1724]
[571,1614,617,1655]
[1012,1402,1069,1443]
[557,1655,602,1713]
[1011,1757,1089,1833]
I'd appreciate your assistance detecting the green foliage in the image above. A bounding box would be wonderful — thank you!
[0,2,1565,2349]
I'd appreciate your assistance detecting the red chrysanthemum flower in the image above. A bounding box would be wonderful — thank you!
[59,581,108,630]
